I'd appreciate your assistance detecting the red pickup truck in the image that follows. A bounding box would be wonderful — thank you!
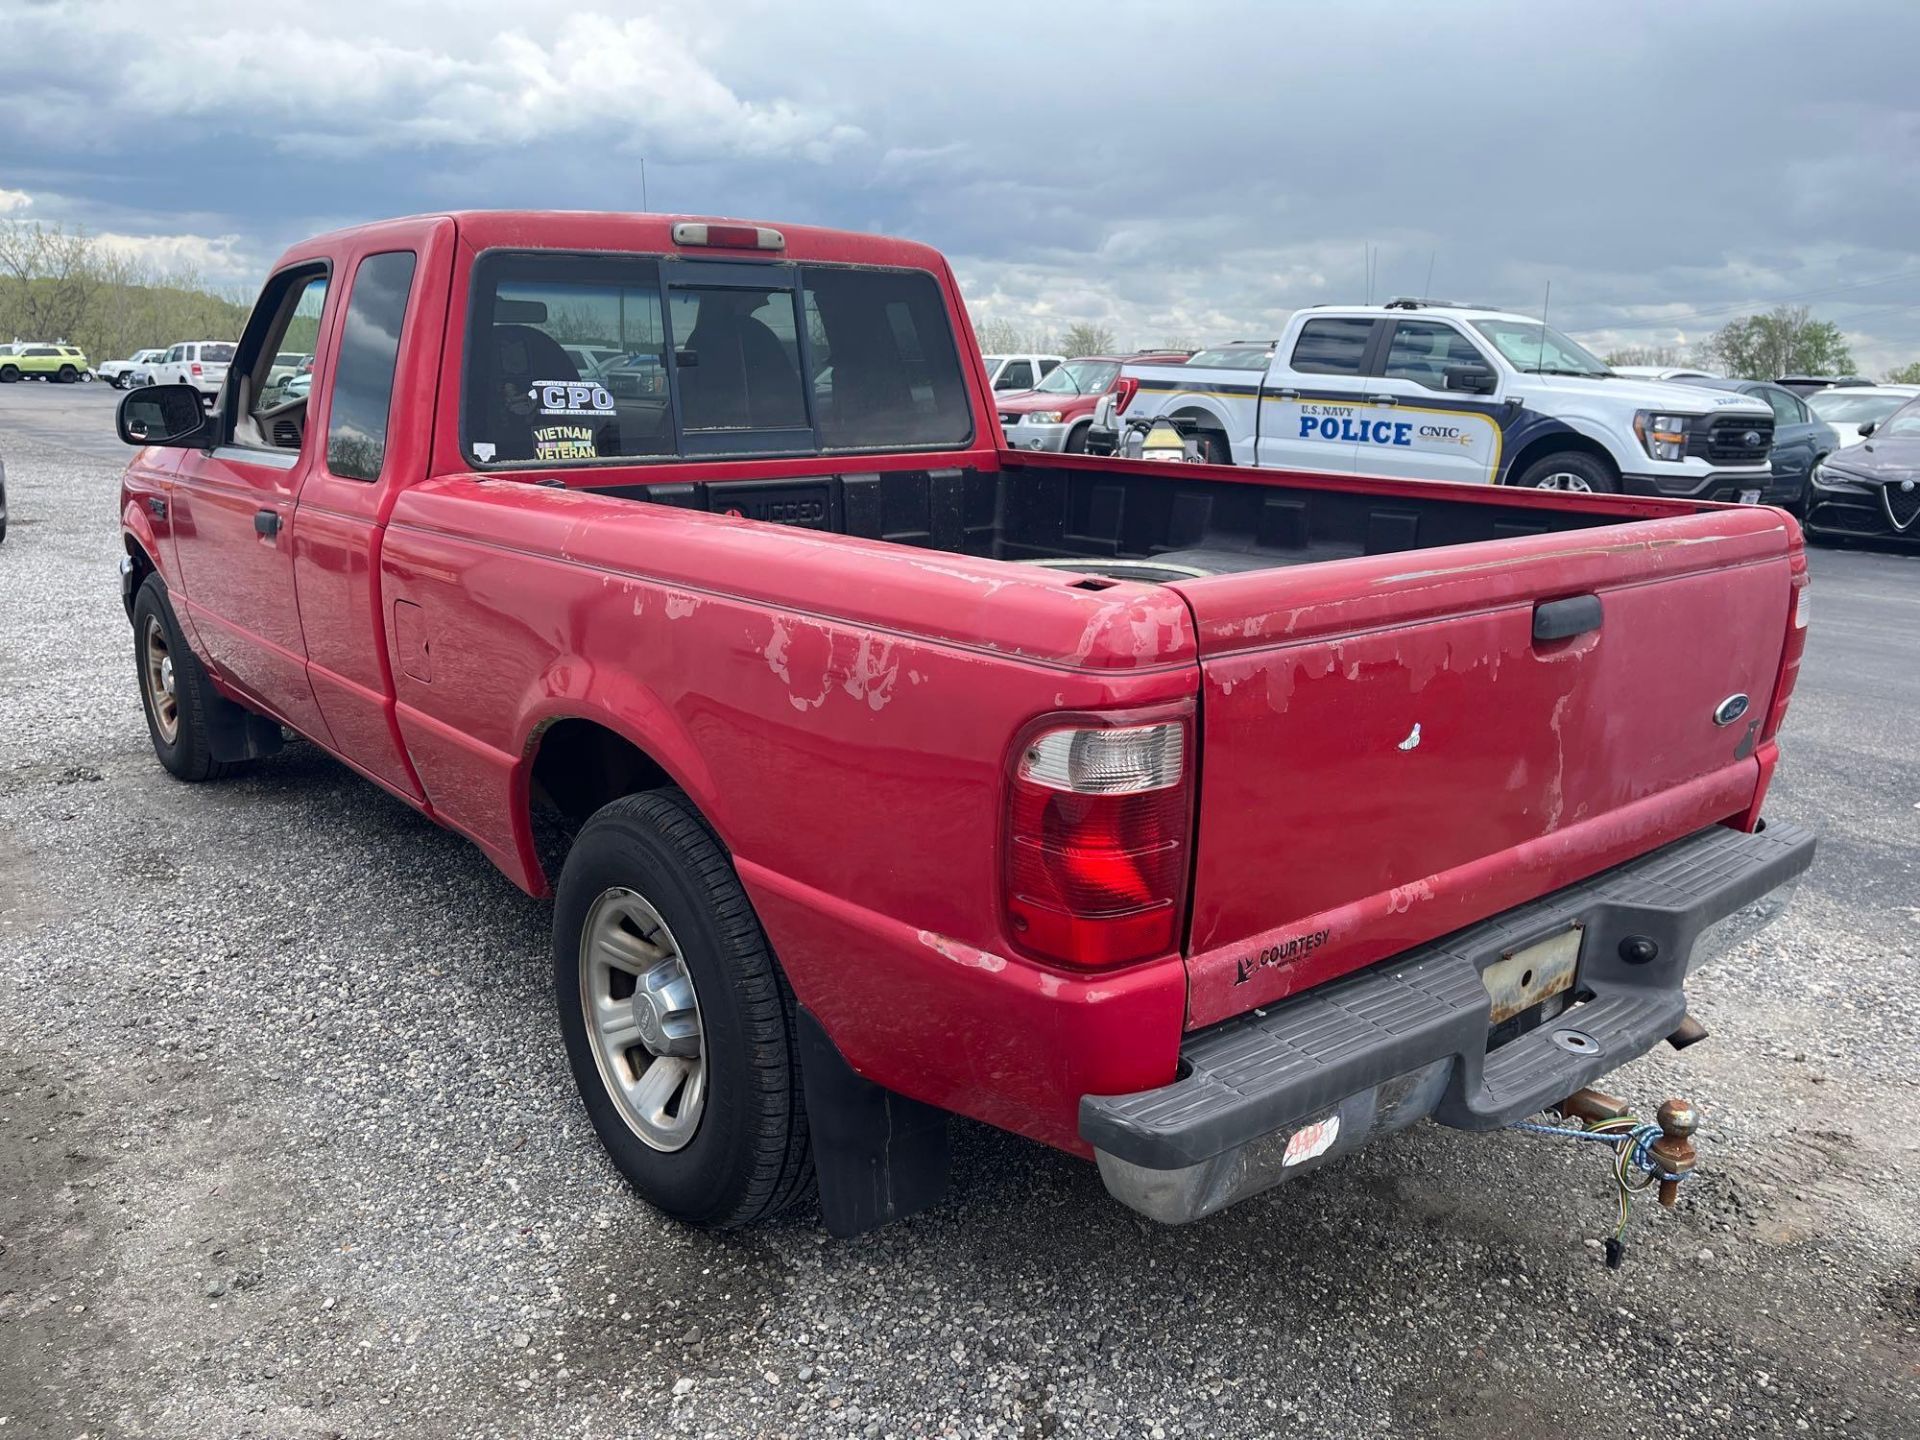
[114,212,1814,1235]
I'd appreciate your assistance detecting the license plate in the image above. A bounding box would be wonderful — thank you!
[1738,488,1762,505]
[1481,927,1582,1024]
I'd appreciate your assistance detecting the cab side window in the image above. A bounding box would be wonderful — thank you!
[1382,321,1489,390]
[1761,386,1807,427]
[1291,318,1377,375]
[226,268,330,452]
[997,359,1034,391]
[327,251,418,481]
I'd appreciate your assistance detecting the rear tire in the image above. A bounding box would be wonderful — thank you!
[132,575,243,782]
[57,365,77,384]
[1511,450,1618,493]
[553,789,812,1229]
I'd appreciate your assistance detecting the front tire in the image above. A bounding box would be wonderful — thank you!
[1065,423,1090,454]
[553,789,812,1229]
[0,366,19,383]
[132,575,242,782]
[1511,450,1618,493]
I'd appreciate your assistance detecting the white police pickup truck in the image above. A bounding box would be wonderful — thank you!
[1101,300,1777,498]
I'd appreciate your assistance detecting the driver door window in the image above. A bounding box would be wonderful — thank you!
[996,359,1034,391]
[233,273,329,451]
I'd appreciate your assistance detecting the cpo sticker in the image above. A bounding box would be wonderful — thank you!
[1282,1114,1340,1167]
[530,379,616,417]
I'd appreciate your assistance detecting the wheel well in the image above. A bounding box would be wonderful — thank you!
[124,537,158,617]
[527,718,676,885]
[1170,407,1231,461]
[1502,431,1617,486]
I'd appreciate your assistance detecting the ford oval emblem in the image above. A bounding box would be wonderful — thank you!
[1713,693,1751,727]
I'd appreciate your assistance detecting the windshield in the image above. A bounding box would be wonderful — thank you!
[1036,359,1120,395]
[1187,346,1272,370]
[1471,320,1611,376]
[1879,401,1920,439]
[1809,391,1911,425]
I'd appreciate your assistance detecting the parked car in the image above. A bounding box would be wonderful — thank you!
[1805,395,1920,544]
[979,352,1066,393]
[1807,384,1920,446]
[997,350,1192,453]
[0,343,90,383]
[1669,377,1838,510]
[1107,300,1777,498]
[98,349,170,389]
[0,454,8,543]
[148,341,235,400]
[113,210,1813,1238]
[1611,365,1719,381]
[562,343,624,378]
[1775,374,1874,397]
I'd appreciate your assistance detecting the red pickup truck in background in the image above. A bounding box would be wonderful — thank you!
[115,212,1814,1236]
[996,349,1192,453]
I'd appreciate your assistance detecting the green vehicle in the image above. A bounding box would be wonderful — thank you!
[0,343,90,383]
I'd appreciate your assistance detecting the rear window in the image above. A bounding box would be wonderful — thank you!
[462,252,971,466]
[1289,319,1377,375]
[200,343,235,363]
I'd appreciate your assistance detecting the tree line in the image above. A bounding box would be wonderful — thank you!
[0,221,250,364]
[1606,303,1919,384]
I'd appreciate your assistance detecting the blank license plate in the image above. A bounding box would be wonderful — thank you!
[1738,488,1763,504]
[1482,927,1582,1024]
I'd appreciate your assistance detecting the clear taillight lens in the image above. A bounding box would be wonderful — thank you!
[1005,718,1192,968]
[1762,558,1810,743]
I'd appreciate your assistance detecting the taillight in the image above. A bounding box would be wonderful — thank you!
[1761,554,1810,742]
[1004,715,1193,968]
[1109,376,1140,414]
[190,363,202,376]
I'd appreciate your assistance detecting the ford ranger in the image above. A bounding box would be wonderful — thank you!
[114,213,1815,1235]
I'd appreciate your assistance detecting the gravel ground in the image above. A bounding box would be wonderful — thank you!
[2,383,1916,1439]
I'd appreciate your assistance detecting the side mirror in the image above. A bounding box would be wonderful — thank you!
[1444,366,1497,395]
[994,374,1024,391]
[1858,421,1878,439]
[118,383,212,448]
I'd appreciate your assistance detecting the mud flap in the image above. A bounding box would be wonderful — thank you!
[796,1007,950,1238]
[202,686,285,763]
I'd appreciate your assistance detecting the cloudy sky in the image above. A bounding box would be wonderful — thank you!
[4,0,1919,372]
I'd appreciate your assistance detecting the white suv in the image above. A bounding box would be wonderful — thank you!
[1105,301,1777,499]
[980,353,1067,395]
[150,341,236,400]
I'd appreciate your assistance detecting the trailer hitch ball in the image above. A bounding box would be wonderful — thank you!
[1651,1097,1700,1208]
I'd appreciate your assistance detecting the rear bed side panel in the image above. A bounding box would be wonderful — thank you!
[380,482,1198,1150]
[1173,508,1796,1028]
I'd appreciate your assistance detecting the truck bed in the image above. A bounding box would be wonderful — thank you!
[589,451,1642,579]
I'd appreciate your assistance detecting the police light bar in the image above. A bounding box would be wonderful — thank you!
[671,222,785,251]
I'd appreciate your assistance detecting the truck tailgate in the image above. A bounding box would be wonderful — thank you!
[1169,508,1796,1029]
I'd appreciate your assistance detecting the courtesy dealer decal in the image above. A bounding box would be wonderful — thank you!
[1235,929,1331,984]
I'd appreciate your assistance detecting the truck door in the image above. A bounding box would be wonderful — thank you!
[166,265,336,743]
[1354,318,1506,484]
[292,235,447,803]
[1255,317,1380,474]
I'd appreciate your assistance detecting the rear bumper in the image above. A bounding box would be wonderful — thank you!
[1081,818,1815,1224]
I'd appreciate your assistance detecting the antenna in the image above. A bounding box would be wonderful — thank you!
[1423,250,1436,303]
[1537,281,1551,374]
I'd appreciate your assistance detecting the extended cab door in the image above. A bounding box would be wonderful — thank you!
[166,266,335,742]
[1255,316,1380,473]
[1354,317,1507,484]
[291,228,449,803]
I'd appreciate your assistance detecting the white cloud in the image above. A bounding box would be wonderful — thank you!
[0,188,30,215]
[9,7,857,165]
[94,231,264,286]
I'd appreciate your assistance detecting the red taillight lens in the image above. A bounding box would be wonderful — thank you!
[190,363,202,376]
[1004,718,1192,968]
[1110,376,1140,414]
[1761,554,1810,742]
